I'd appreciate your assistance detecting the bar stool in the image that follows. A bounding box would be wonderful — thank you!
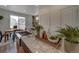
[4,32,9,42]
[0,31,3,42]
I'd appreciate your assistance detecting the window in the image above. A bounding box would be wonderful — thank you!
[18,17,25,30]
[10,15,25,30]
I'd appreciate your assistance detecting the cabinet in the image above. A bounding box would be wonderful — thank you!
[76,6,79,27]
[61,6,77,27]
[50,10,61,35]
[39,13,50,32]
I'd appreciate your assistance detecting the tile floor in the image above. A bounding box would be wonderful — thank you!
[0,37,17,53]
[0,37,24,53]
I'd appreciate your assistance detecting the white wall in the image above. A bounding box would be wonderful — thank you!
[0,8,32,33]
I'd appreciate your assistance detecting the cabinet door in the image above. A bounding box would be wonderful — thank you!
[39,13,50,32]
[61,6,77,28]
[50,11,61,35]
[76,7,79,28]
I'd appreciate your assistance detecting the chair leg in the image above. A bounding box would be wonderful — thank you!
[4,35,6,42]
[0,37,2,42]
[0,39,2,42]
[0,34,3,42]
[7,35,9,41]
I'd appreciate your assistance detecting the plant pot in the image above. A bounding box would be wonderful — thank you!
[35,33,41,39]
[64,40,79,53]
[48,39,59,43]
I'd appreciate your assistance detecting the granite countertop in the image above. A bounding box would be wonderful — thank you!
[21,35,62,53]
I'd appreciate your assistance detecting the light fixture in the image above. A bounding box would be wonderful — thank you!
[36,16,39,21]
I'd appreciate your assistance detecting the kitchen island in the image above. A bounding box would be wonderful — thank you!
[16,33,62,53]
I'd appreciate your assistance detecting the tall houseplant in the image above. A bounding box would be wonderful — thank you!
[35,24,43,38]
[57,25,79,52]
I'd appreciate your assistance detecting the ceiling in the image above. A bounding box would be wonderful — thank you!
[0,5,71,15]
[0,5,39,15]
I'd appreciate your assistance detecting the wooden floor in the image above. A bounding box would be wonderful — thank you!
[0,39,25,53]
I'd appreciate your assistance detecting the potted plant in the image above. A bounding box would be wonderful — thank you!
[48,35,61,43]
[57,25,79,52]
[35,24,43,38]
[48,35,58,42]
[50,35,57,40]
